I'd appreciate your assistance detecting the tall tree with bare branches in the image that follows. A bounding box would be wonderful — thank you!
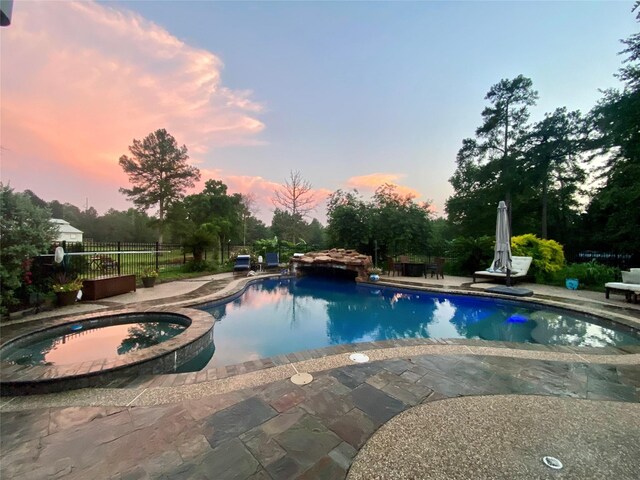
[272,170,315,217]
[272,170,315,242]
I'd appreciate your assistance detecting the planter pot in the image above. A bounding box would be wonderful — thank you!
[56,290,79,307]
[142,277,156,288]
[565,278,579,290]
[369,274,380,282]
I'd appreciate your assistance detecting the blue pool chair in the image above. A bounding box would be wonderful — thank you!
[234,255,251,275]
[265,252,279,270]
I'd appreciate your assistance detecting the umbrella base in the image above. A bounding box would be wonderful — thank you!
[486,285,534,297]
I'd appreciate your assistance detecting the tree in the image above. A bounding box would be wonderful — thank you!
[446,75,539,237]
[325,185,432,261]
[583,4,640,257]
[91,208,157,242]
[272,171,316,241]
[23,189,48,209]
[476,75,538,210]
[239,193,258,246]
[326,189,371,251]
[371,184,432,258]
[243,216,270,246]
[445,139,499,236]
[167,179,243,262]
[119,129,200,243]
[270,208,306,244]
[524,108,586,241]
[0,184,56,316]
[304,218,326,249]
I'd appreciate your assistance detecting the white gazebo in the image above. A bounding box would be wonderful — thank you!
[50,218,83,243]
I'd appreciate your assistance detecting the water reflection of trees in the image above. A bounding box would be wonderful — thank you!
[201,277,640,348]
[4,341,52,365]
[4,329,70,365]
[322,285,437,343]
[528,312,639,347]
[117,322,186,355]
[207,278,293,323]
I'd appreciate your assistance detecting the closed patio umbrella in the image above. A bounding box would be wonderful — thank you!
[491,201,512,285]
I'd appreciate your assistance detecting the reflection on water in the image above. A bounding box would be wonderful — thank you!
[2,322,186,366]
[198,277,640,367]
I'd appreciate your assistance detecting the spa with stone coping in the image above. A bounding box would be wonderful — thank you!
[0,307,215,396]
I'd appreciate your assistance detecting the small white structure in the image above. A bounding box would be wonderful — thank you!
[50,218,83,243]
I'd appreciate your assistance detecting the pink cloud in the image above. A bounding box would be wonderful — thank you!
[1,1,264,211]
[344,173,439,214]
[345,173,421,199]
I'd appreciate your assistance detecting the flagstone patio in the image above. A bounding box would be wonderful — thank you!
[1,272,639,479]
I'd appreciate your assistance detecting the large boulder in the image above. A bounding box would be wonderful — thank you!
[290,249,373,281]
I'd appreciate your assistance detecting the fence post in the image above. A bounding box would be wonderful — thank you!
[117,242,121,275]
[155,242,160,272]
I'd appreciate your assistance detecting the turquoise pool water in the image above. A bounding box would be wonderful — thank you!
[197,277,639,367]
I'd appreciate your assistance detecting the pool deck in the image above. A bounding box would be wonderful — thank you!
[1,273,639,479]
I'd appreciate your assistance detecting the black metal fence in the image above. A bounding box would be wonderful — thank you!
[565,250,637,270]
[36,241,186,280]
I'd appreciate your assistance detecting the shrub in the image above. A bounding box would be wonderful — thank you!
[446,236,494,275]
[181,260,215,273]
[553,261,619,290]
[0,185,56,316]
[511,234,565,282]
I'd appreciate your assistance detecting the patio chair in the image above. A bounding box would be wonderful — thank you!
[386,257,403,276]
[425,257,445,279]
[265,252,280,270]
[233,255,251,275]
[473,256,533,284]
[90,254,119,274]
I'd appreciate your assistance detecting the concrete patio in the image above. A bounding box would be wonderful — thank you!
[1,272,639,479]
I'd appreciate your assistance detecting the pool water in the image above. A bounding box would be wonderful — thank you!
[2,321,187,366]
[197,277,640,367]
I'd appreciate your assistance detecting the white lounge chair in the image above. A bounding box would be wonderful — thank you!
[605,269,640,303]
[473,256,533,284]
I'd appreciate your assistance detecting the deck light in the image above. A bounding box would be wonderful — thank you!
[542,456,563,470]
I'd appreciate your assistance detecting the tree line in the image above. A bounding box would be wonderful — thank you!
[445,5,639,260]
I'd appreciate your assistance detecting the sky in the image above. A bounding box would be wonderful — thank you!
[1,1,637,224]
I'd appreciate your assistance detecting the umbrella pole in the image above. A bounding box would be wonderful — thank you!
[506,200,512,287]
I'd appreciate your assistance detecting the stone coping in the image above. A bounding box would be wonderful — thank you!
[1,339,638,411]
[0,307,215,395]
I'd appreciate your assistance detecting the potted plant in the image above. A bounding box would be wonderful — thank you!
[368,267,382,282]
[52,274,84,306]
[140,268,159,288]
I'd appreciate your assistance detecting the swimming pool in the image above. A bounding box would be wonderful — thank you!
[197,277,640,367]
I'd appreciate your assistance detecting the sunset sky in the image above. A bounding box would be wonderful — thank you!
[1,1,636,223]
